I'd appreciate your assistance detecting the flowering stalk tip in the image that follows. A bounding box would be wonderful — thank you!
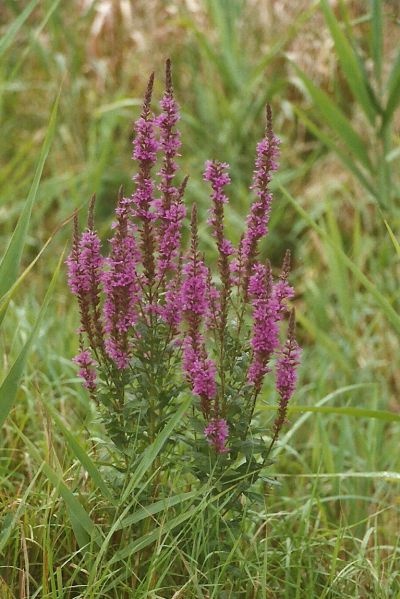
[273,309,301,442]
[204,418,229,454]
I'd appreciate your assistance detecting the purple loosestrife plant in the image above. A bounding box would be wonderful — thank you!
[67,61,301,496]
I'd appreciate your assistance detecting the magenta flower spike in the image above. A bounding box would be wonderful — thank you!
[180,207,211,321]
[204,160,234,259]
[73,348,97,392]
[204,418,229,454]
[161,252,185,333]
[66,218,103,300]
[102,189,141,369]
[132,74,159,171]
[239,105,280,293]
[273,309,301,438]
[66,202,105,355]
[247,262,281,392]
[182,336,217,402]
[181,206,217,416]
[130,73,159,286]
[204,160,231,205]
[156,60,187,279]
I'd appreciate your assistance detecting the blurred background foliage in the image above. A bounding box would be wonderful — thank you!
[1,0,400,595]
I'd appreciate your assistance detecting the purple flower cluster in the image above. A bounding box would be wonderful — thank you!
[181,256,210,318]
[67,63,300,455]
[161,263,183,331]
[67,65,186,383]
[204,161,231,205]
[247,254,295,392]
[66,229,103,298]
[276,331,301,404]
[181,207,218,417]
[204,418,229,453]
[66,204,105,356]
[204,160,234,257]
[183,336,217,403]
[273,310,302,441]
[102,195,140,369]
[73,349,97,391]
[156,60,186,278]
[233,105,280,293]
[247,263,280,389]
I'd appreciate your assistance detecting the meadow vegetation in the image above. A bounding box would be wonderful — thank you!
[0,1,400,597]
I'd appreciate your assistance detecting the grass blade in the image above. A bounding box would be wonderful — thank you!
[276,471,400,481]
[384,220,400,258]
[121,393,192,503]
[0,0,40,59]
[293,105,376,199]
[273,384,376,455]
[14,428,100,550]
[114,491,198,531]
[293,64,372,170]
[370,0,383,86]
[287,405,400,422]
[384,48,400,128]
[109,505,198,566]
[0,464,43,554]
[0,93,59,316]
[320,0,378,123]
[86,396,192,588]
[43,402,113,501]
[0,213,74,321]
[279,184,400,336]
[87,394,193,581]
[0,253,63,429]
[295,311,352,375]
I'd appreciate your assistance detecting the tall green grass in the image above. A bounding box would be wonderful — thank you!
[293,0,400,210]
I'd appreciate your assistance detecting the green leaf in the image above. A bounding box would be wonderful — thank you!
[320,0,378,123]
[0,253,63,430]
[292,64,372,170]
[0,0,40,59]
[0,92,59,321]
